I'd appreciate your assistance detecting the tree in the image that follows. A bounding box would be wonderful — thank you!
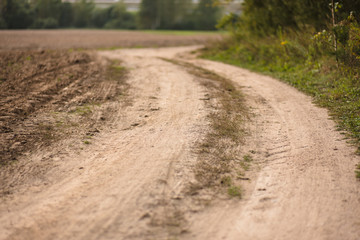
[192,0,221,30]
[104,2,136,29]
[1,0,34,29]
[91,7,110,28]
[73,0,94,28]
[59,2,73,27]
[32,0,63,28]
[138,0,158,29]
[160,0,193,29]
[138,0,193,29]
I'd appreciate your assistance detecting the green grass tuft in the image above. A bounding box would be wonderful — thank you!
[228,186,242,198]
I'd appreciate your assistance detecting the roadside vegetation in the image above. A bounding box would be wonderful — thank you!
[203,0,360,177]
[0,0,221,30]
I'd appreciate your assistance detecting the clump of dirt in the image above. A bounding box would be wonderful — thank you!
[0,50,127,165]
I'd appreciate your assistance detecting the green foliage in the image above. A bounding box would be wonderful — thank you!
[103,2,136,29]
[138,0,193,29]
[34,0,62,21]
[312,14,360,72]
[138,0,158,29]
[138,0,221,30]
[1,0,34,29]
[91,7,110,28]
[0,16,7,29]
[228,185,242,197]
[32,17,59,29]
[59,2,73,27]
[72,0,94,28]
[192,0,221,30]
[1,0,221,30]
[356,164,360,179]
[220,0,360,37]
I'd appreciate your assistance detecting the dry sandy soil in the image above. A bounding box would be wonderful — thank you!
[0,36,359,239]
[0,30,223,50]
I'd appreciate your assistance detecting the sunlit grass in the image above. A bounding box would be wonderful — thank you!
[141,30,227,36]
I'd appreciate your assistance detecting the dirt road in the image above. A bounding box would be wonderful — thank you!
[0,46,359,240]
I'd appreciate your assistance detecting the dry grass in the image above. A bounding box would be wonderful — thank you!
[162,58,250,198]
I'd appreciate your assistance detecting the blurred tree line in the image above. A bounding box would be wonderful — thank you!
[227,0,360,35]
[0,0,221,30]
[138,0,220,30]
[0,0,136,29]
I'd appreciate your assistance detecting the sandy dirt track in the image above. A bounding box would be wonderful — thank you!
[0,46,359,240]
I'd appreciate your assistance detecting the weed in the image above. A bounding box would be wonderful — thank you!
[142,30,223,36]
[356,164,360,179]
[228,186,242,198]
[221,176,232,186]
[55,120,64,127]
[71,105,93,116]
[240,162,250,171]
[243,154,253,162]
[97,46,122,51]
[83,140,91,145]
[106,60,128,85]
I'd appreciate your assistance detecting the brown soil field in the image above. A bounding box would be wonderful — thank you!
[0,49,128,165]
[0,30,223,50]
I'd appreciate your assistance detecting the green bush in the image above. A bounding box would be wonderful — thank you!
[32,17,59,29]
[0,17,7,29]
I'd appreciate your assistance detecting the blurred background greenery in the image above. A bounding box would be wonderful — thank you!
[0,0,223,30]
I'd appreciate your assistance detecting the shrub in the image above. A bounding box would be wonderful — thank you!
[32,17,59,29]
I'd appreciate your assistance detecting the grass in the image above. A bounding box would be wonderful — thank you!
[162,58,249,198]
[141,30,226,36]
[38,123,56,141]
[106,60,128,83]
[221,176,242,197]
[243,154,253,162]
[71,105,93,116]
[228,185,242,198]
